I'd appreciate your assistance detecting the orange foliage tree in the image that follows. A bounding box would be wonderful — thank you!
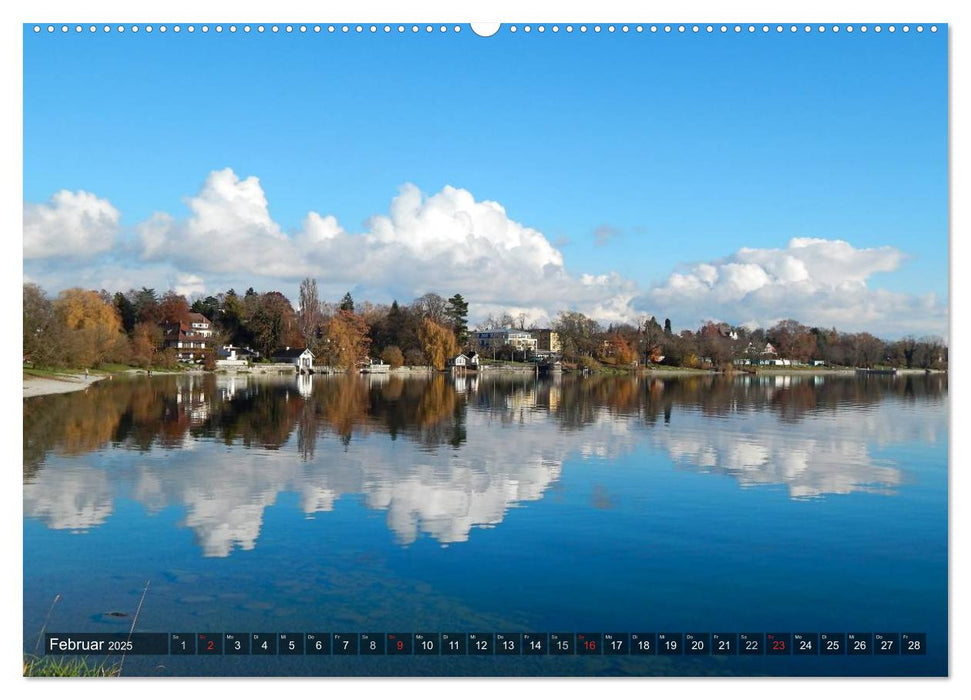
[158,291,191,324]
[130,322,163,368]
[611,334,637,365]
[322,310,371,369]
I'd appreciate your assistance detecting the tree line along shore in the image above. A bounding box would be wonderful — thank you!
[23,279,948,378]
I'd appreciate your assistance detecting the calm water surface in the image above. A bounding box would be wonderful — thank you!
[23,372,948,676]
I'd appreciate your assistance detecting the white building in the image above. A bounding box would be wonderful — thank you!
[271,347,315,371]
[474,329,538,354]
[215,345,250,368]
[448,352,481,369]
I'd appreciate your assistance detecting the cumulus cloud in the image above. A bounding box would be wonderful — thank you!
[138,168,315,278]
[343,184,639,325]
[131,171,640,325]
[297,211,343,244]
[24,170,945,337]
[643,238,945,337]
[23,465,114,531]
[23,189,120,259]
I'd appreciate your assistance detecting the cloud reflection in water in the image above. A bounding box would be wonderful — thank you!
[23,373,946,555]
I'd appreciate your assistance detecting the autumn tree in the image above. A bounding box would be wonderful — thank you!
[130,322,163,368]
[158,291,191,324]
[380,345,405,369]
[606,333,637,365]
[418,318,458,370]
[848,332,886,368]
[322,310,371,369]
[768,319,816,363]
[53,288,128,368]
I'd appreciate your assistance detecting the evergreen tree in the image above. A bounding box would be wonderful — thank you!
[190,295,220,322]
[132,287,160,324]
[339,292,355,312]
[664,318,672,336]
[445,293,470,347]
[114,292,137,335]
[385,299,402,345]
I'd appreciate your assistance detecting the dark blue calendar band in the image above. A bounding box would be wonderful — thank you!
[43,632,927,656]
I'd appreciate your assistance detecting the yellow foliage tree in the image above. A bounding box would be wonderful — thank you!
[53,288,126,368]
[418,318,458,371]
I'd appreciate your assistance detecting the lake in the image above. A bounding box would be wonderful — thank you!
[22,371,948,676]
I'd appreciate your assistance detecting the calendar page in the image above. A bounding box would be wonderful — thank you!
[21,12,949,680]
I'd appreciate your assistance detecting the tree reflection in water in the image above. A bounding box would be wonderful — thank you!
[23,372,947,554]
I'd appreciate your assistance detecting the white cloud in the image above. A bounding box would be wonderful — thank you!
[652,379,945,499]
[133,171,639,323]
[297,211,343,244]
[173,273,206,298]
[138,168,316,278]
[23,171,945,338]
[25,374,649,555]
[137,211,174,259]
[25,373,946,552]
[23,190,120,259]
[23,465,113,531]
[645,238,945,337]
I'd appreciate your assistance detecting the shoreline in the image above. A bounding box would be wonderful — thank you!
[22,365,947,399]
[737,367,945,376]
[23,372,106,398]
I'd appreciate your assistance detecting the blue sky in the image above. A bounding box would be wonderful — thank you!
[22,23,948,337]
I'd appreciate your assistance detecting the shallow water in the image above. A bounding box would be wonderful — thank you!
[23,372,948,676]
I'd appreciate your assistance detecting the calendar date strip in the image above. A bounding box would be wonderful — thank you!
[44,632,928,657]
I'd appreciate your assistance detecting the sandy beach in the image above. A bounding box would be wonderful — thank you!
[23,373,106,398]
